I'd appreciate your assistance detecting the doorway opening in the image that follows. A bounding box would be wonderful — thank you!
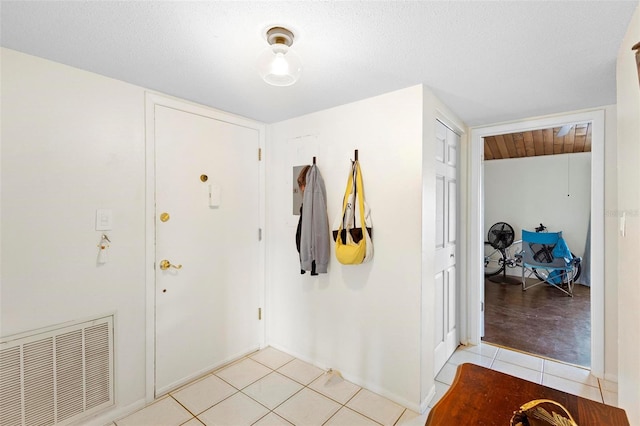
[468,109,605,377]
[481,123,592,367]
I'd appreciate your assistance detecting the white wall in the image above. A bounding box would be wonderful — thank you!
[603,106,618,380]
[616,3,640,423]
[484,152,592,260]
[266,86,426,410]
[1,48,148,421]
[0,47,461,419]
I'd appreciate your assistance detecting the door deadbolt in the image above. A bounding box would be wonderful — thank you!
[159,259,182,270]
[160,212,170,222]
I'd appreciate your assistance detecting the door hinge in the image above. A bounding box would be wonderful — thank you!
[258,228,262,241]
[258,148,262,161]
[481,302,484,312]
[258,308,262,320]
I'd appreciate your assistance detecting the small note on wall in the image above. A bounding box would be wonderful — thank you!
[293,165,306,215]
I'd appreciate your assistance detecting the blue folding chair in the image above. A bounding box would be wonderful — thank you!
[521,230,581,297]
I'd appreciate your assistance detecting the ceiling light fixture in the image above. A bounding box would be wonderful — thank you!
[257,26,302,87]
[556,124,574,137]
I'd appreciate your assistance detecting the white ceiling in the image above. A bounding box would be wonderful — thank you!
[1,1,637,125]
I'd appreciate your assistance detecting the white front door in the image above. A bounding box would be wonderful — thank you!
[154,104,261,395]
[434,120,459,374]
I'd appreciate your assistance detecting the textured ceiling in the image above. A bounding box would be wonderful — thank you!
[1,1,637,125]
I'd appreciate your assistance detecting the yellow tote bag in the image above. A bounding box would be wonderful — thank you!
[335,161,369,265]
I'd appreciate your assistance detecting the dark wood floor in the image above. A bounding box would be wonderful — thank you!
[482,277,591,367]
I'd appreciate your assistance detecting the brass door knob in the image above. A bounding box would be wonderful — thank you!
[159,259,183,270]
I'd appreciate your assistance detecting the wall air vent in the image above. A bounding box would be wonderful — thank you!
[0,315,114,426]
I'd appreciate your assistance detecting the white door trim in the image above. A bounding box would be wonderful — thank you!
[468,109,605,378]
[144,93,266,401]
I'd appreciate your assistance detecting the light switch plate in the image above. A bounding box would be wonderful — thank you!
[96,209,113,231]
[209,185,221,208]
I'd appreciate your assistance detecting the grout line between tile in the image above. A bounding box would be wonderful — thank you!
[393,408,408,426]
[170,394,198,417]
[596,377,605,404]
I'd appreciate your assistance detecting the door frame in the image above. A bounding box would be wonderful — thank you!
[467,108,605,378]
[144,93,266,401]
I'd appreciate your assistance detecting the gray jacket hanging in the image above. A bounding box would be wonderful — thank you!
[300,164,330,274]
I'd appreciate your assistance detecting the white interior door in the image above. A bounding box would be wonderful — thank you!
[154,105,261,395]
[434,120,460,374]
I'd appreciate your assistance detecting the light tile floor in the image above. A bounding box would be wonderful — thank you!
[112,343,619,426]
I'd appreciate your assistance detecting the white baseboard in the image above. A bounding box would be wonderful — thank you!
[71,398,147,426]
[420,384,436,414]
[266,342,423,413]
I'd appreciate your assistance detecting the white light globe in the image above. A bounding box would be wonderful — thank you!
[257,43,302,87]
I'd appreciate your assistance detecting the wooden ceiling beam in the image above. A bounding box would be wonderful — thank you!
[532,129,544,156]
[523,131,535,156]
[553,128,564,154]
[543,128,554,155]
[563,126,576,153]
[513,133,527,157]
[494,134,510,158]
[584,123,592,152]
[503,134,518,158]
[484,142,494,160]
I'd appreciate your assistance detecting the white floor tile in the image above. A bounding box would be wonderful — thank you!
[308,372,361,404]
[250,347,295,370]
[171,375,237,415]
[434,362,458,385]
[276,358,325,385]
[599,378,618,393]
[447,349,494,368]
[396,409,429,426]
[491,360,543,384]
[346,389,405,426]
[542,374,603,403]
[274,387,341,426]
[324,407,381,426]
[495,348,544,372]
[215,358,272,389]
[428,382,450,408]
[462,343,499,359]
[252,412,293,426]
[543,359,598,387]
[603,390,618,407]
[116,397,193,426]
[197,392,269,426]
[182,418,205,426]
[111,345,580,426]
[242,372,303,409]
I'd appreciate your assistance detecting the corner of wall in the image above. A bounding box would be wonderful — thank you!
[616,3,640,423]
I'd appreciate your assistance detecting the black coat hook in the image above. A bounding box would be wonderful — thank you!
[354,150,358,161]
[313,156,316,165]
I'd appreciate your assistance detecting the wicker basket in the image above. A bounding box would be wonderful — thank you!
[510,399,578,426]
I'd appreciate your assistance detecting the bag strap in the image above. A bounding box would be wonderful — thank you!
[354,161,366,237]
[338,160,367,244]
[339,161,356,234]
[350,161,357,229]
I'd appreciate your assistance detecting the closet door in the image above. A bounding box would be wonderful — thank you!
[434,120,460,375]
[154,104,261,395]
